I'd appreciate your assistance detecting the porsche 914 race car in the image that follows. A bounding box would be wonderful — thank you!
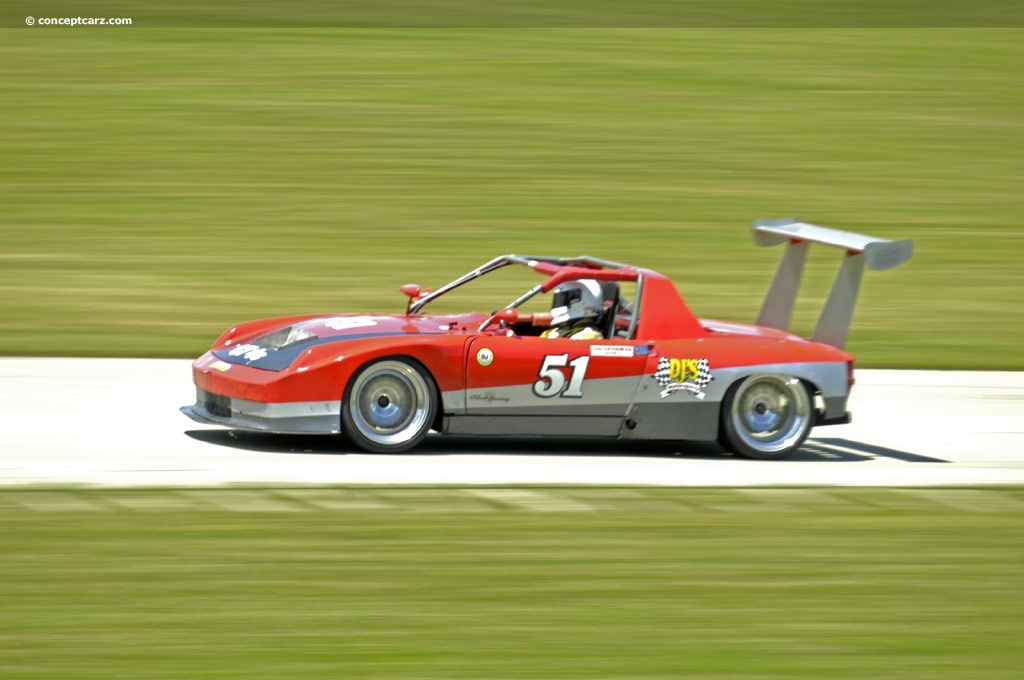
[182,219,911,459]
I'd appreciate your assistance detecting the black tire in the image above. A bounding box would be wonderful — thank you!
[341,358,438,453]
[718,374,813,460]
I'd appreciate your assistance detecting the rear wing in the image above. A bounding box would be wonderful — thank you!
[753,218,912,349]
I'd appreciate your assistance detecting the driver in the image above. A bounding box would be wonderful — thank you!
[541,279,605,340]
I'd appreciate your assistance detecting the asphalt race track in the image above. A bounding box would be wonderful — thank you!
[2,358,1022,488]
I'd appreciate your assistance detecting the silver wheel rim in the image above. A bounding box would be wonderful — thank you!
[730,375,810,455]
[348,361,431,447]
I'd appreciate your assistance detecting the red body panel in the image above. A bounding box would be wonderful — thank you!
[633,270,708,340]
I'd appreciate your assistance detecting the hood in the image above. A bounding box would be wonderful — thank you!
[213,313,484,372]
[293,314,457,339]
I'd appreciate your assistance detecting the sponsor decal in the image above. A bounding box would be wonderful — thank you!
[323,316,377,331]
[476,348,494,367]
[590,344,634,358]
[651,357,713,400]
[211,360,232,372]
[227,344,269,362]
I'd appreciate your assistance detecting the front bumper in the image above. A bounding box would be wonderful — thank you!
[181,387,342,434]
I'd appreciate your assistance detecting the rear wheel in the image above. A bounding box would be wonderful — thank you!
[342,358,437,453]
[719,374,812,460]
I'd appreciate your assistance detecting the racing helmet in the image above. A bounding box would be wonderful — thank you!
[550,279,603,326]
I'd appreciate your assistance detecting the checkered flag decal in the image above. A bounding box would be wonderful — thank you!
[695,358,713,390]
[652,357,713,399]
[652,357,673,388]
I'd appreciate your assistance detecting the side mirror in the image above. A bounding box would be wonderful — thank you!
[400,284,430,315]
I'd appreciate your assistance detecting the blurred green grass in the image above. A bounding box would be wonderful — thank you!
[3,1,1021,27]
[1,29,1021,366]
[2,486,1023,679]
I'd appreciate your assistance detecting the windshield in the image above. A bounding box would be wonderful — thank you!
[411,261,550,316]
[408,255,639,338]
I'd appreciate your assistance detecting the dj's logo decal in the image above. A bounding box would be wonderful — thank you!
[651,357,713,399]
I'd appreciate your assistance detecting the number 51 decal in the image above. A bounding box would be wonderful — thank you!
[533,354,590,398]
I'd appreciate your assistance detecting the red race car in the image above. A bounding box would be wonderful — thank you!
[182,219,911,459]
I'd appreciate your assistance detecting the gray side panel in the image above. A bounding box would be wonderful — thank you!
[445,415,624,438]
[441,388,465,413]
[464,376,642,417]
[620,401,720,441]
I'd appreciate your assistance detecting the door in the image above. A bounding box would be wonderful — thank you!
[460,335,649,437]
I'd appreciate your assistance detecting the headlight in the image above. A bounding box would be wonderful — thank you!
[255,325,318,350]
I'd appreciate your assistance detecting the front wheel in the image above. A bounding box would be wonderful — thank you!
[719,374,813,460]
[342,358,437,453]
